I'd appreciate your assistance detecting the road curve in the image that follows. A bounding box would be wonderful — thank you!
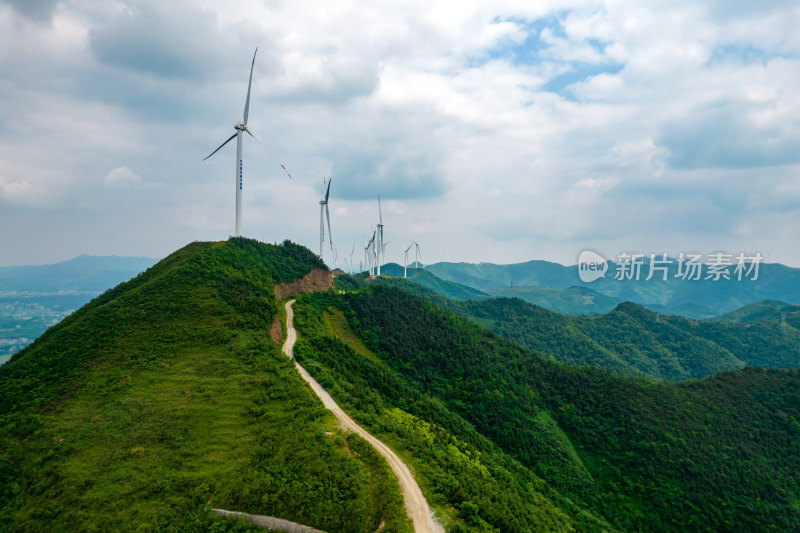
[282,300,443,533]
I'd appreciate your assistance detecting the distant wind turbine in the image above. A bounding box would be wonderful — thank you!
[203,47,292,237]
[412,240,422,269]
[349,244,355,275]
[376,195,384,276]
[319,178,332,258]
[403,243,414,278]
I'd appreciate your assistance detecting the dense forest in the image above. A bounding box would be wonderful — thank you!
[296,285,800,531]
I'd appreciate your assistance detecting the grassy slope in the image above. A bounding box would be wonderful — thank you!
[0,238,410,533]
[301,285,800,532]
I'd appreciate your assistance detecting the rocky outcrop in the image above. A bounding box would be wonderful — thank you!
[274,268,333,300]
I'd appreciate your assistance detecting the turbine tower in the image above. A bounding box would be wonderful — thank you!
[319,178,332,258]
[203,47,291,237]
[376,195,384,276]
[349,244,355,275]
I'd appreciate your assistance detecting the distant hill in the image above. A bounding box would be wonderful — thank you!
[711,299,800,325]
[487,284,620,315]
[0,255,159,362]
[427,259,800,317]
[376,263,489,300]
[0,255,157,293]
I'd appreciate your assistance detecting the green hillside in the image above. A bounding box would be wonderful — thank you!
[0,238,410,533]
[711,299,800,326]
[486,284,619,315]
[294,286,800,532]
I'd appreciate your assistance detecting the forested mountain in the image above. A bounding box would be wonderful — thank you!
[338,274,800,381]
[0,239,410,532]
[427,259,800,317]
[4,242,798,532]
[294,286,800,531]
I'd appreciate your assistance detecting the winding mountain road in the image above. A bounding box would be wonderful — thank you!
[282,300,443,533]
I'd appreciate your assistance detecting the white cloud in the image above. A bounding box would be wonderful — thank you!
[1,0,800,267]
[0,177,35,203]
[104,167,142,188]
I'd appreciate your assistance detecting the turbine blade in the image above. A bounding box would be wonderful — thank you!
[378,194,382,225]
[202,133,237,161]
[325,204,332,250]
[325,178,332,203]
[243,47,257,125]
[244,126,293,179]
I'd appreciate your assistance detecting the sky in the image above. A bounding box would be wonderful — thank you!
[1,0,799,269]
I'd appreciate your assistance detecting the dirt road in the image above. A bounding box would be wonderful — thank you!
[282,300,443,533]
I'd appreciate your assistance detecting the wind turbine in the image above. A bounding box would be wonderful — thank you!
[403,243,413,278]
[203,47,292,237]
[349,243,355,275]
[376,195,384,276]
[369,230,378,276]
[319,178,332,258]
[411,240,422,269]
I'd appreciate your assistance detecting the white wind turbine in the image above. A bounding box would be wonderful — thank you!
[203,47,292,237]
[403,243,414,278]
[376,195,384,276]
[319,178,332,258]
[366,231,377,276]
[369,230,378,276]
[411,240,422,269]
[349,243,355,275]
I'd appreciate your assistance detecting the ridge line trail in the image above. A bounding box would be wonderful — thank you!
[282,300,443,533]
